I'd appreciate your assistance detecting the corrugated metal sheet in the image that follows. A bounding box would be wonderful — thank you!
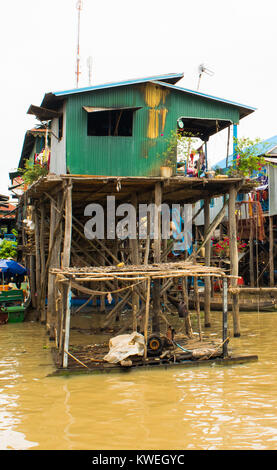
[65,80,255,177]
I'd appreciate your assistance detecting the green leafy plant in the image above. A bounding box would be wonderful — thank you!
[158,130,199,170]
[0,240,17,259]
[18,158,48,185]
[228,137,267,178]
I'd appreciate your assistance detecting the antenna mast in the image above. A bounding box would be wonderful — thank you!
[76,0,83,88]
[197,63,214,91]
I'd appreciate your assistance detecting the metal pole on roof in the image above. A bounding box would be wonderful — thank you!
[76,0,83,88]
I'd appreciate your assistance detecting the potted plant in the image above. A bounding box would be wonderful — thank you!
[213,236,248,258]
[159,130,177,177]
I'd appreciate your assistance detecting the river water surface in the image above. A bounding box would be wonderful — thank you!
[0,311,277,450]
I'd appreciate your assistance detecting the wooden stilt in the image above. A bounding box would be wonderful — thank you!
[61,183,72,269]
[47,192,63,339]
[144,277,151,358]
[130,193,139,330]
[229,184,240,337]
[194,276,202,341]
[34,205,41,312]
[39,203,46,322]
[29,254,36,308]
[62,281,71,368]
[204,198,211,327]
[249,217,255,287]
[269,216,274,288]
[222,277,228,358]
[152,182,162,333]
[182,277,193,337]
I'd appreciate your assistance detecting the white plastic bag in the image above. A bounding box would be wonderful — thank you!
[104,332,145,364]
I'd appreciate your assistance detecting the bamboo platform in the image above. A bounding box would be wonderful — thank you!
[49,333,258,377]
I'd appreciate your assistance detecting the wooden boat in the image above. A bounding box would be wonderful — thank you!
[189,293,277,312]
[0,288,26,323]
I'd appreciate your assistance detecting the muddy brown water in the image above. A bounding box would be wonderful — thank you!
[0,310,277,450]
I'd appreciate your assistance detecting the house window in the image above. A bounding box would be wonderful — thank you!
[58,115,63,140]
[87,109,134,137]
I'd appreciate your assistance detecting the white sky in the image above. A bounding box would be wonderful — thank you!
[1,0,277,197]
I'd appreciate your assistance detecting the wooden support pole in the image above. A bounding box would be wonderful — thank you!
[29,254,36,309]
[39,203,46,322]
[62,183,72,269]
[34,205,41,311]
[229,185,240,337]
[130,193,140,330]
[269,216,274,288]
[187,197,229,261]
[194,276,202,341]
[144,277,151,358]
[249,217,255,287]
[152,182,162,333]
[62,281,71,368]
[222,277,228,358]
[47,192,63,339]
[204,198,211,327]
[182,277,193,337]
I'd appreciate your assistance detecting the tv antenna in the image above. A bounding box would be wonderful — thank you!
[75,0,83,88]
[87,56,93,86]
[197,63,214,90]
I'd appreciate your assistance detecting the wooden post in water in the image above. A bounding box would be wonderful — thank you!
[222,276,228,358]
[229,184,240,337]
[130,192,139,330]
[47,191,63,340]
[62,280,72,368]
[204,198,211,327]
[39,203,46,322]
[249,216,255,287]
[152,182,162,333]
[269,216,274,288]
[144,277,151,358]
[34,204,41,311]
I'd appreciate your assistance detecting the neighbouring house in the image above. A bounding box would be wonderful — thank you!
[0,197,16,234]
[17,72,255,179]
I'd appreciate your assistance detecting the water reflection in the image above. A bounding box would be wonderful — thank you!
[0,313,277,449]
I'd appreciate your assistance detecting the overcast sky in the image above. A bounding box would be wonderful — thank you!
[1,0,277,197]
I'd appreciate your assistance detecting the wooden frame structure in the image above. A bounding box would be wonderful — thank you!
[16,174,255,357]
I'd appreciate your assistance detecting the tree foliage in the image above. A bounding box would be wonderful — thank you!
[19,158,48,185]
[228,137,267,178]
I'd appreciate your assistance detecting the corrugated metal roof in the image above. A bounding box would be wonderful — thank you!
[41,73,184,107]
[152,80,256,117]
[41,72,255,121]
[214,135,277,169]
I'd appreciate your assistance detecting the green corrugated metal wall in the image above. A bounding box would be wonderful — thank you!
[65,83,240,176]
